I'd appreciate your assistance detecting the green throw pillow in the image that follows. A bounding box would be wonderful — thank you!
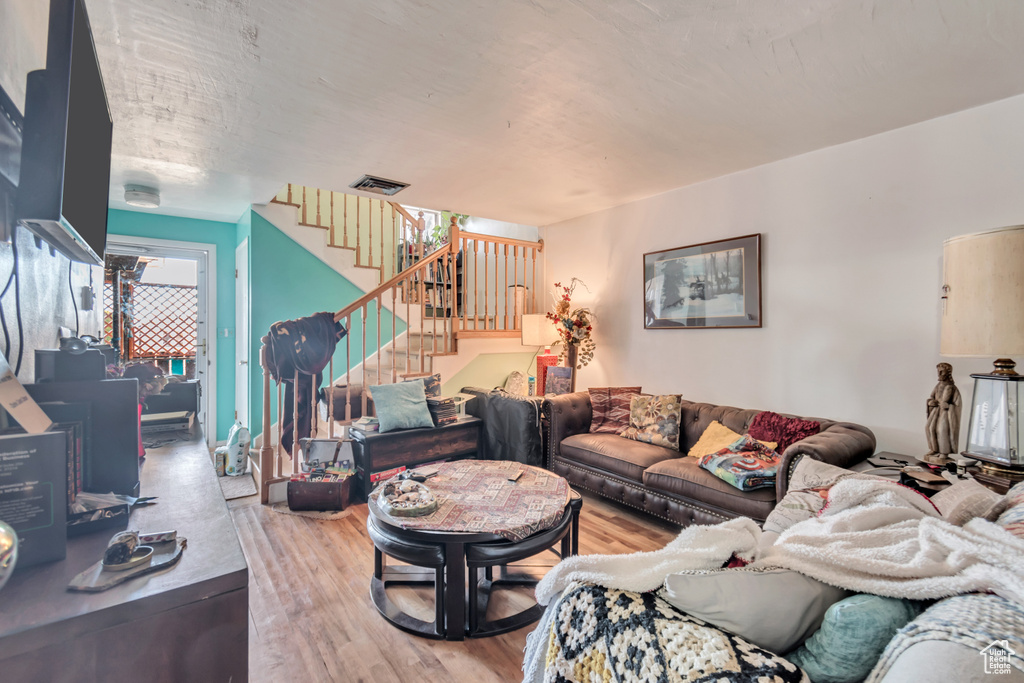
[786,594,923,682]
[369,381,434,433]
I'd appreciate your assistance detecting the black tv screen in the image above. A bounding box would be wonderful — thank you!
[16,0,112,265]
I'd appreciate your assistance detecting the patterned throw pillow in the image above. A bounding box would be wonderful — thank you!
[748,411,821,453]
[689,420,778,459]
[404,373,442,398]
[589,386,642,434]
[619,394,683,450]
[699,435,781,491]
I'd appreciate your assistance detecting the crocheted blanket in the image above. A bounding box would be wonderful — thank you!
[535,582,808,683]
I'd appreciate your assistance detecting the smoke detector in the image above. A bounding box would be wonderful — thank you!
[124,185,160,208]
[348,175,409,196]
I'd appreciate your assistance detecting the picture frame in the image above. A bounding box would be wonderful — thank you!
[545,367,573,395]
[643,233,762,329]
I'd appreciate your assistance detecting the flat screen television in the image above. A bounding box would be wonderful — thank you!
[16,0,112,266]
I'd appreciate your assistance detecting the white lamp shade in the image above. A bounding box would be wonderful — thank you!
[521,314,555,347]
[940,225,1024,358]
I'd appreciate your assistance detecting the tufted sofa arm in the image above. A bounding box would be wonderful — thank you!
[542,391,593,468]
[776,422,876,499]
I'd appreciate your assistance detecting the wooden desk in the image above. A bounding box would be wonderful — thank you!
[349,416,483,500]
[0,429,248,682]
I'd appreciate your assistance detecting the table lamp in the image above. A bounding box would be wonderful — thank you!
[521,314,558,396]
[940,225,1024,475]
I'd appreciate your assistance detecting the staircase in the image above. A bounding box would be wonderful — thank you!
[252,184,545,503]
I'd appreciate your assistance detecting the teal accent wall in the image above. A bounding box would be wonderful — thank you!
[107,209,237,440]
[246,211,404,436]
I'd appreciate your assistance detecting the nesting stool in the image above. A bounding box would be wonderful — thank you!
[464,503,575,637]
[567,488,583,555]
[366,513,447,639]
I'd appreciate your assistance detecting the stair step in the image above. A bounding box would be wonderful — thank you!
[297,221,329,230]
[326,243,356,251]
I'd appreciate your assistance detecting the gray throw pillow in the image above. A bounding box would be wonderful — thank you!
[662,568,852,654]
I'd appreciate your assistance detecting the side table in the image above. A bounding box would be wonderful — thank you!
[349,416,483,500]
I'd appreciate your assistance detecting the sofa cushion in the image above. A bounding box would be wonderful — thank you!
[619,394,683,450]
[560,433,678,483]
[748,410,821,453]
[678,401,763,453]
[588,386,642,434]
[643,456,777,519]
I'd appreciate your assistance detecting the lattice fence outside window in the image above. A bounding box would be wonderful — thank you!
[103,282,198,374]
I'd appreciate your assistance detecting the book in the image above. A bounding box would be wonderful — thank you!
[350,416,380,433]
[370,465,406,483]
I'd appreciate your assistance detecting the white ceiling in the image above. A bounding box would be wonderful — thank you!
[83,0,1024,226]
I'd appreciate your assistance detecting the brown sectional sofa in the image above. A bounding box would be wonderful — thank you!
[543,391,876,527]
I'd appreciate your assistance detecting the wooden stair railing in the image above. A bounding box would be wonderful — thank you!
[254,215,544,504]
[271,183,428,284]
[255,236,457,503]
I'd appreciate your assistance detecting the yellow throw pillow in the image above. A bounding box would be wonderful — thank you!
[688,420,776,458]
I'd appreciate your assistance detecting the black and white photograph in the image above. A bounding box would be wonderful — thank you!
[643,234,762,329]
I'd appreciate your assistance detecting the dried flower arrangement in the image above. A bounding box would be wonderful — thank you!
[546,278,596,369]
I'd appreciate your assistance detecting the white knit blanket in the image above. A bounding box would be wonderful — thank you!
[534,516,762,604]
[758,478,1024,605]
[535,478,1024,607]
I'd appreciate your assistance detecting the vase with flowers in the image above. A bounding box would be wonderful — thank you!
[546,279,595,391]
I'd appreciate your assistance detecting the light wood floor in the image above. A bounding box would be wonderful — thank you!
[228,490,680,683]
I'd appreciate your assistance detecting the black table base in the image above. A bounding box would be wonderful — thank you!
[367,491,582,641]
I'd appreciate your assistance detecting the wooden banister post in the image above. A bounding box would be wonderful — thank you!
[259,339,273,504]
[448,215,460,253]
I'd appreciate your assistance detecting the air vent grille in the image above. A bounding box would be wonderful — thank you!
[348,175,409,196]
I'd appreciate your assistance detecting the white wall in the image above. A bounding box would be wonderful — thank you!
[540,93,1024,456]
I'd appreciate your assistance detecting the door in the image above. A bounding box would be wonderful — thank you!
[235,238,249,430]
[104,236,218,445]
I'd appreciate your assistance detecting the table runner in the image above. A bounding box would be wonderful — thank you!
[371,460,569,542]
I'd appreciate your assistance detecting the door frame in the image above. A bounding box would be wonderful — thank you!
[234,238,249,431]
[105,234,218,446]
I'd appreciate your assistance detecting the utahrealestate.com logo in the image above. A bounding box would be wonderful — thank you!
[980,640,1017,675]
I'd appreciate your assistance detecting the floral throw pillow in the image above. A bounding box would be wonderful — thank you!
[619,394,682,450]
[699,435,781,491]
[747,411,821,454]
[589,386,642,434]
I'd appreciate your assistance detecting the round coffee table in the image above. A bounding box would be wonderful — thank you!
[366,460,580,641]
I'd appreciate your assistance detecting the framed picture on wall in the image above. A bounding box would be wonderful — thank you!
[643,233,761,329]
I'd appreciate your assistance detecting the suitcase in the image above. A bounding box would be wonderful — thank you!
[286,476,352,511]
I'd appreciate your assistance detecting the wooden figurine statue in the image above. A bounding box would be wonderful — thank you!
[925,362,962,462]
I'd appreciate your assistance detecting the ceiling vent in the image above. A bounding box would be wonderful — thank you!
[348,175,409,196]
